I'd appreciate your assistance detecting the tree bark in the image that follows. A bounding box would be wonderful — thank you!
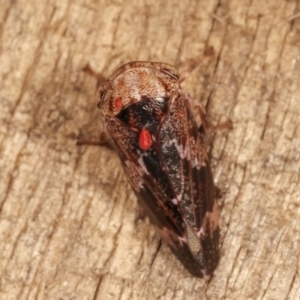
[0,1,299,299]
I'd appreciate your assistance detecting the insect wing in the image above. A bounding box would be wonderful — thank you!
[158,91,219,276]
[105,89,219,277]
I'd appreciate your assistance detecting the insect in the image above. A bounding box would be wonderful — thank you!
[97,61,219,277]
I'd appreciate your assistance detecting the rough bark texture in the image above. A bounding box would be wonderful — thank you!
[1,1,300,299]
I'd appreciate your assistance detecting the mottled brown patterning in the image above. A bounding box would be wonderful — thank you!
[98,61,219,277]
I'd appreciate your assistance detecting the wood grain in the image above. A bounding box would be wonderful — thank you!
[0,1,299,299]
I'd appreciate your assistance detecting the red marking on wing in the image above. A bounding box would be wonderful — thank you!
[139,127,152,150]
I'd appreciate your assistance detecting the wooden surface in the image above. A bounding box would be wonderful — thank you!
[1,1,300,299]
